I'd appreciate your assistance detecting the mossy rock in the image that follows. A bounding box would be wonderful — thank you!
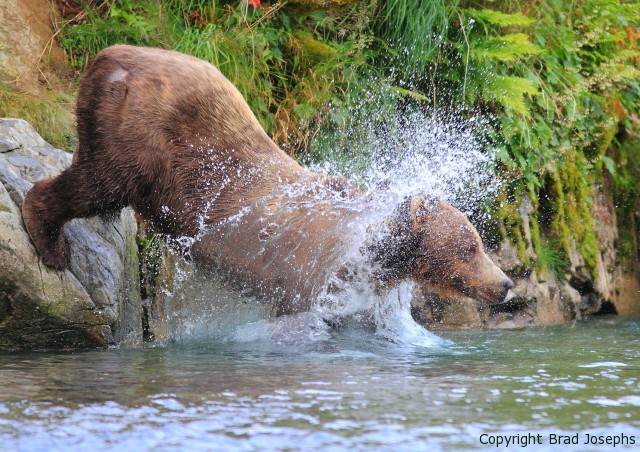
[291,30,338,68]
[585,117,619,161]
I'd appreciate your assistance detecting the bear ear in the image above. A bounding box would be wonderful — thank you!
[408,196,427,223]
[407,195,440,230]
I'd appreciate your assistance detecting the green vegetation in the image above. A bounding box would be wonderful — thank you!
[536,239,570,281]
[370,0,640,278]
[34,0,640,279]
[58,0,375,150]
[0,83,75,150]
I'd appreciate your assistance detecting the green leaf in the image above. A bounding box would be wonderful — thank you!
[271,46,283,60]
[484,75,539,115]
[601,155,617,175]
[388,86,430,102]
[495,147,515,168]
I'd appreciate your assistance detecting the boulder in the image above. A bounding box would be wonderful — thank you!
[0,0,67,93]
[0,118,141,350]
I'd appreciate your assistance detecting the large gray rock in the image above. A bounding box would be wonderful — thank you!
[0,118,141,350]
[591,182,640,315]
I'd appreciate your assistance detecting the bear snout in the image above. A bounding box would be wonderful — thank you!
[504,278,514,292]
[498,277,514,302]
[476,277,514,304]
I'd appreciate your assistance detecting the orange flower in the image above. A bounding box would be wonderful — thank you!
[248,0,261,7]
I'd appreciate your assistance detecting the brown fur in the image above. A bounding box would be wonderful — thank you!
[22,45,512,313]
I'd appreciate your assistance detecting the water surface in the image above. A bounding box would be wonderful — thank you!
[0,316,639,451]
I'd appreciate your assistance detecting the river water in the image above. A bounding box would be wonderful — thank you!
[0,315,638,451]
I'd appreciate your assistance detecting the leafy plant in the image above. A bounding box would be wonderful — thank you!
[536,239,569,280]
[375,0,458,79]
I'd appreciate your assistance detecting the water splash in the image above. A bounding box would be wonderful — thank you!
[305,106,499,345]
[309,106,500,219]
[165,105,498,348]
[164,260,267,343]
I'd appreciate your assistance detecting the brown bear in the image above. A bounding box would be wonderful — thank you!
[22,45,513,316]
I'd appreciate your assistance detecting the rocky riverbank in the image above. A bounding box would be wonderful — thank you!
[0,119,141,350]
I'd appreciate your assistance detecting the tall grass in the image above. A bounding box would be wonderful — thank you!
[375,0,459,79]
[0,84,76,150]
[60,1,176,68]
[536,240,569,280]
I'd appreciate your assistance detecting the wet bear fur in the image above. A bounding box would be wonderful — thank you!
[22,45,512,315]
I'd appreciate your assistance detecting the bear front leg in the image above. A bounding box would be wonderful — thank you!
[22,177,71,270]
[22,163,128,270]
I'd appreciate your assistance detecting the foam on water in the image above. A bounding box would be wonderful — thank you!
[165,107,498,347]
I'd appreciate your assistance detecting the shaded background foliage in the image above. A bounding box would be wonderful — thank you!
[5,0,639,282]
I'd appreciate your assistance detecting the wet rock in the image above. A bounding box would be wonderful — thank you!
[591,182,640,315]
[411,287,482,330]
[484,308,535,330]
[557,281,582,319]
[143,244,175,344]
[569,268,595,295]
[518,197,537,261]
[0,118,141,350]
[437,299,483,328]
[577,293,602,316]
[491,238,528,276]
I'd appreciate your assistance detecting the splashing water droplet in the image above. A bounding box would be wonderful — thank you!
[167,102,499,347]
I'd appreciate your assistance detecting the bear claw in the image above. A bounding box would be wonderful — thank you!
[24,222,70,271]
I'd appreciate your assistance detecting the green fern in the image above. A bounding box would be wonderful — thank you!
[617,3,640,22]
[465,8,534,28]
[471,33,543,62]
[599,64,640,85]
[484,75,539,115]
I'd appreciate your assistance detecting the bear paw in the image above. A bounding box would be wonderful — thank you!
[36,235,70,271]
[22,193,70,271]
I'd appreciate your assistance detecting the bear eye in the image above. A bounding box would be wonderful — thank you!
[461,241,478,260]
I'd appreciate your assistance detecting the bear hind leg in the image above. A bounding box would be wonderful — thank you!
[22,166,126,270]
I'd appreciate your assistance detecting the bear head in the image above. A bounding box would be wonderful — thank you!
[369,195,513,304]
